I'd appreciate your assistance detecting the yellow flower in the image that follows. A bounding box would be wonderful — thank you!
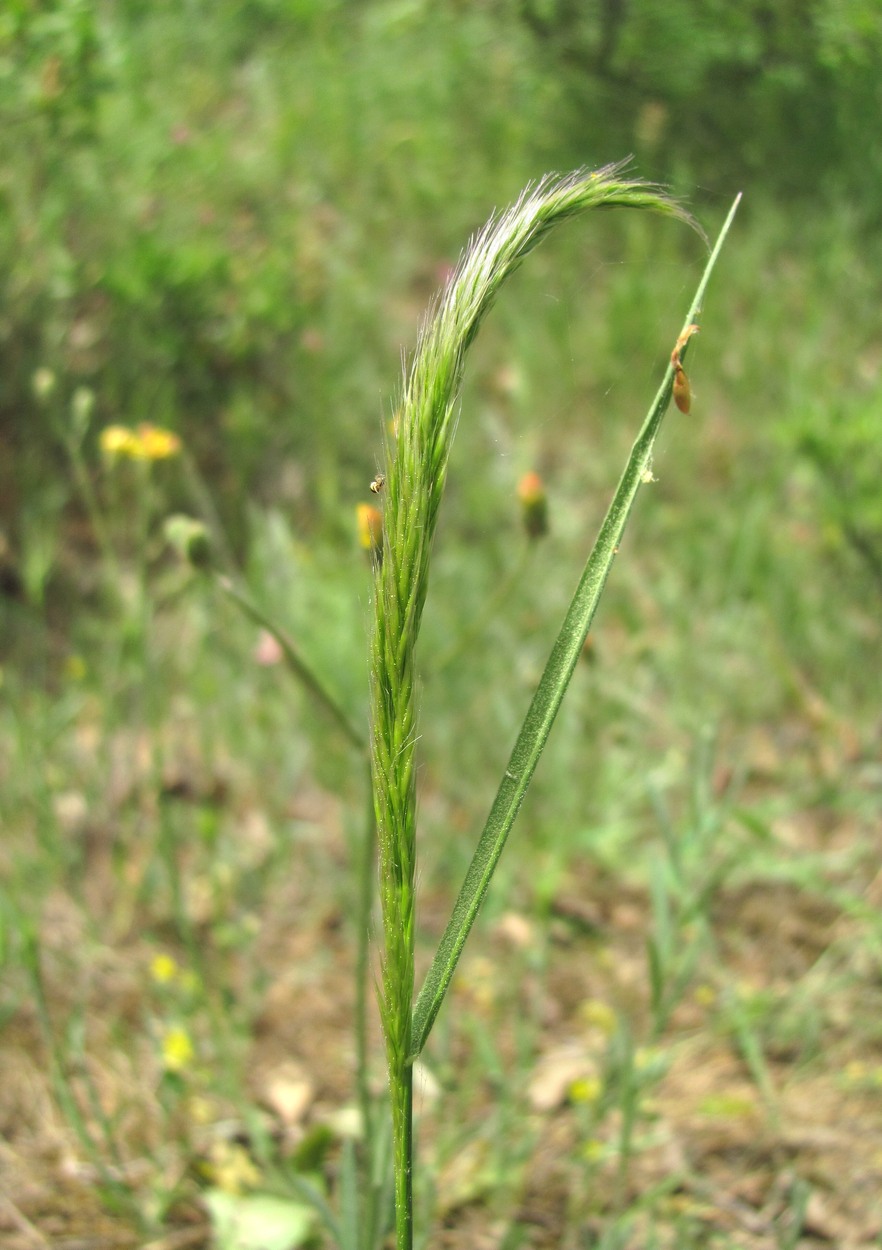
[161,1025,195,1072]
[100,424,140,458]
[580,1138,605,1163]
[150,953,179,985]
[188,1095,216,1125]
[99,423,181,461]
[579,999,617,1036]
[569,1076,602,1105]
[136,423,181,460]
[205,1140,261,1195]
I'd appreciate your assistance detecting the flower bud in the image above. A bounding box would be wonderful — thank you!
[517,471,549,540]
[71,386,95,426]
[164,514,213,571]
[32,368,57,402]
[356,504,383,564]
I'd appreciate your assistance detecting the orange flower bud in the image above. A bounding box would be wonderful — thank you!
[356,504,383,563]
[517,471,549,540]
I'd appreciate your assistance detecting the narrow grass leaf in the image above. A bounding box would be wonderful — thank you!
[410,194,742,1059]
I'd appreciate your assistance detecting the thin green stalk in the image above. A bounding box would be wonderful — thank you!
[180,448,240,575]
[60,425,125,607]
[66,1018,123,1173]
[370,162,710,1248]
[727,989,780,1125]
[393,1070,413,1250]
[614,1032,641,1211]
[209,568,380,1225]
[131,460,154,647]
[411,192,741,1060]
[215,573,366,753]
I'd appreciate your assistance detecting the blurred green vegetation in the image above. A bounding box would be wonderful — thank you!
[1,2,880,1245]
[2,0,880,604]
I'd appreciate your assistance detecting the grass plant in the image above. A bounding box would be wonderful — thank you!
[369,165,738,1247]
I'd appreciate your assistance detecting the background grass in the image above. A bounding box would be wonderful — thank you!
[1,2,880,1247]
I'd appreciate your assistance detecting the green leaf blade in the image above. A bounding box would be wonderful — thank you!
[409,193,742,1060]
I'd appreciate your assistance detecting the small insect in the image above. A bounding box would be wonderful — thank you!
[369,472,386,495]
[670,324,700,414]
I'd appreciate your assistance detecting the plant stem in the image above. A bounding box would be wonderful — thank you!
[392,1064,413,1250]
[61,425,125,608]
[210,564,383,1233]
[370,164,704,1247]
[181,448,240,574]
[212,566,381,1222]
[215,573,365,752]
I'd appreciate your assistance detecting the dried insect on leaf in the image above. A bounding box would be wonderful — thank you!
[671,324,700,365]
[670,324,700,414]
[672,364,691,413]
